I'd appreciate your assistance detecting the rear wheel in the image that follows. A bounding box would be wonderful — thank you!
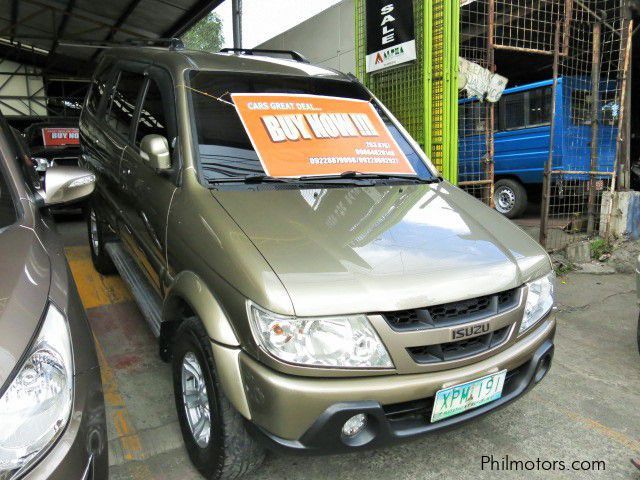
[172,317,264,480]
[494,179,528,219]
[86,205,116,275]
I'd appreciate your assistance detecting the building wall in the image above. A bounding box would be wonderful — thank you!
[257,0,356,74]
[0,60,46,117]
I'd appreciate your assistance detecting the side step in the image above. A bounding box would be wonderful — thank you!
[105,242,162,338]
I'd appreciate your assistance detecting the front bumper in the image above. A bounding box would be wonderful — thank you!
[239,316,556,453]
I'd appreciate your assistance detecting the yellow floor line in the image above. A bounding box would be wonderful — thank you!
[532,393,640,453]
[65,246,156,476]
[65,246,131,309]
[94,337,146,462]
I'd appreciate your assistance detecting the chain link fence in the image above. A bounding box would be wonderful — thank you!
[355,0,428,153]
[355,0,459,180]
[540,0,630,251]
[459,0,494,205]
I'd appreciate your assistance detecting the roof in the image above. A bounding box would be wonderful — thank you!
[104,47,353,81]
[0,0,224,76]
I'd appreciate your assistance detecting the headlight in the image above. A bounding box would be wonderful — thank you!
[248,302,393,369]
[0,304,73,479]
[520,272,555,335]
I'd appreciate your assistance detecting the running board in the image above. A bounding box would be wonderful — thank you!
[105,242,162,338]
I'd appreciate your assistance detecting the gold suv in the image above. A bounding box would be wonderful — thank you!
[80,45,556,480]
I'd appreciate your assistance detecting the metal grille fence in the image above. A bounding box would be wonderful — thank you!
[459,0,494,205]
[355,0,459,181]
[493,0,567,55]
[355,0,427,151]
[539,1,630,251]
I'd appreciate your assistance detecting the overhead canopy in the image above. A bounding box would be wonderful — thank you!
[0,0,225,76]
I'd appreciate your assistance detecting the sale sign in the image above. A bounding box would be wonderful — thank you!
[231,93,415,178]
[41,127,80,147]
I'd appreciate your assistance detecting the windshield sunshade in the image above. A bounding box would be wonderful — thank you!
[186,71,435,184]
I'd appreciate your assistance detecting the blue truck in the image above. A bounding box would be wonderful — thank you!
[459,77,618,218]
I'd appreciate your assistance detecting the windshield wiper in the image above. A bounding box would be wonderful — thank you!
[209,172,443,186]
[208,174,296,185]
[298,171,441,184]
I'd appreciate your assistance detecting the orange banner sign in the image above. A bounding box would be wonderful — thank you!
[231,93,416,178]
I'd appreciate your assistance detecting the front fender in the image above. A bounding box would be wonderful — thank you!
[163,270,240,347]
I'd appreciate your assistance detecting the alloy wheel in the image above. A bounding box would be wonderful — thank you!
[181,352,211,448]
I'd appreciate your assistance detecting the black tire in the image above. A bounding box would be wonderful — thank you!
[494,179,528,219]
[172,317,265,480]
[86,204,116,275]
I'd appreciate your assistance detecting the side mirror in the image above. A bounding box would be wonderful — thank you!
[140,134,171,170]
[38,166,96,207]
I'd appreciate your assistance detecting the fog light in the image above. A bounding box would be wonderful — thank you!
[535,353,552,383]
[342,414,367,437]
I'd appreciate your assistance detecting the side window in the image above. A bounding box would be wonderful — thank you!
[528,87,552,126]
[87,60,113,114]
[105,70,145,138]
[135,79,169,145]
[499,92,526,130]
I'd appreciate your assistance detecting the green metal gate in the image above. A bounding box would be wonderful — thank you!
[355,0,459,183]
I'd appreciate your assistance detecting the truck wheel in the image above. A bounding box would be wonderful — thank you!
[172,317,264,480]
[494,179,528,219]
[86,205,116,275]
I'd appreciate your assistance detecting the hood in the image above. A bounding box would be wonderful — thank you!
[0,225,50,388]
[212,183,550,317]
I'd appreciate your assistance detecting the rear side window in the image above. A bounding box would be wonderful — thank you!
[497,86,552,131]
[87,60,113,114]
[499,92,526,130]
[135,79,169,145]
[105,70,145,138]
[528,87,552,126]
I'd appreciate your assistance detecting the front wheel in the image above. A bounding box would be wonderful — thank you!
[494,179,528,219]
[172,317,264,480]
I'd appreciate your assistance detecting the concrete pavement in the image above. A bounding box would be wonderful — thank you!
[57,217,640,479]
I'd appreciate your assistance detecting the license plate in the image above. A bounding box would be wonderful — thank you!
[431,370,507,423]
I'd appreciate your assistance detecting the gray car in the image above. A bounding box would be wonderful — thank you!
[0,114,107,480]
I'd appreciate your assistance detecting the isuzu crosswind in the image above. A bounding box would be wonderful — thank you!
[80,45,556,479]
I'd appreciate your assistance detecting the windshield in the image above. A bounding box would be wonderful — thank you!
[0,167,17,230]
[187,71,435,184]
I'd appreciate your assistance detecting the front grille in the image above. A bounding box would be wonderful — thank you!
[382,288,519,332]
[407,325,512,364]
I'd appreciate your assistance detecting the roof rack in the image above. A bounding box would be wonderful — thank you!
[219,48,310,64]
[58,38,185,51]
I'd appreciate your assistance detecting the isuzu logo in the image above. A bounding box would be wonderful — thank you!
[452,322,491,340]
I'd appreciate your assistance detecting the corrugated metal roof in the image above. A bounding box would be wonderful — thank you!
[0,0,224,75]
